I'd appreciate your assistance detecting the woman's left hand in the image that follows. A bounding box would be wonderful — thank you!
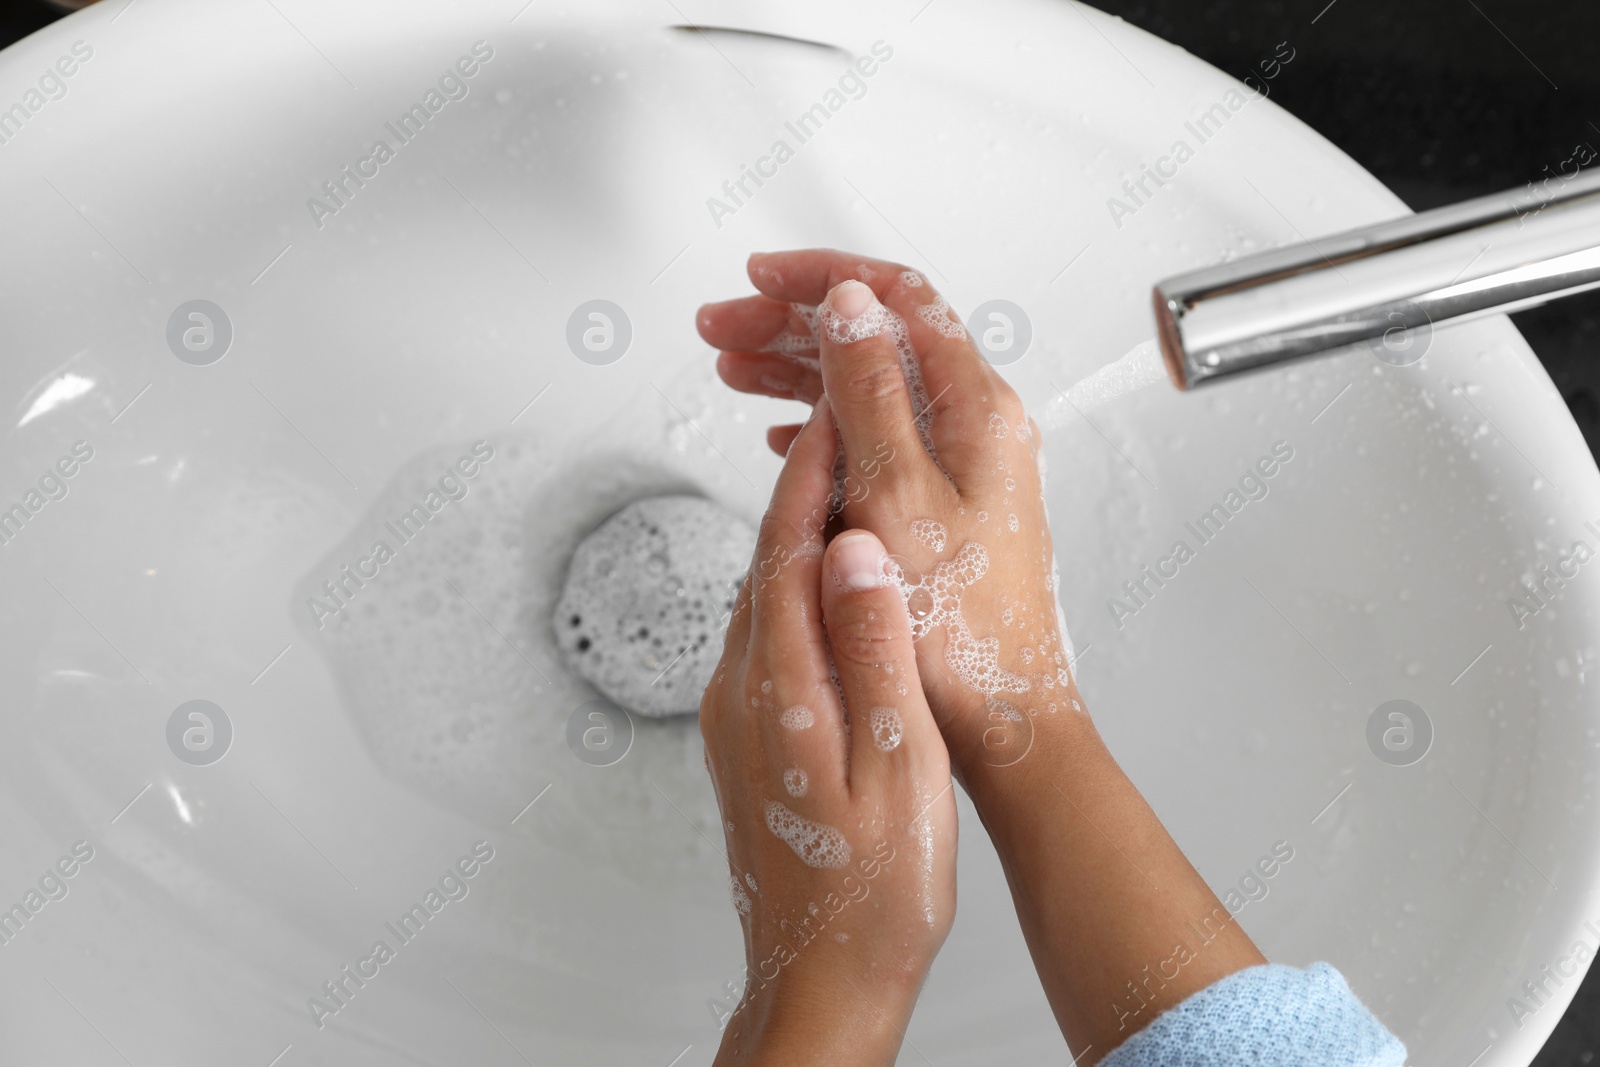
[703,397,958,1066]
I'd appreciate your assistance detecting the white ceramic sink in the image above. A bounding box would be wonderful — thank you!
[3,1,1599,1064]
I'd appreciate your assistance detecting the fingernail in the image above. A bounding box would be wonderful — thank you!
[829,279,877,320]
[832,531,887,590]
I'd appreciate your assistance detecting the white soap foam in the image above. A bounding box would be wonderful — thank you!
[783,767,808,796]
[759,302,823,363]
[899,270,924,288]
[763,800,851,868]
[729,872,752,916]
[554,495,755,718]
[761,329,821,362]
[889,541,1030,698]
[779,704,814,730]
[989,412,1010,438]
[915,295,967,339]
[295,433,740,879]
[987,697,1023,722]
[869,706,903,751]
[910,519,947,553]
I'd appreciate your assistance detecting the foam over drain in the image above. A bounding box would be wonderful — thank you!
[554,495,755,718]
[292,432,752,880]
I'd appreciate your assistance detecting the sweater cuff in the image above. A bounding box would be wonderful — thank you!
[1098,962,1407,1067]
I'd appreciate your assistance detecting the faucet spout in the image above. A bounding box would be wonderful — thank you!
[1155,169,1600,388]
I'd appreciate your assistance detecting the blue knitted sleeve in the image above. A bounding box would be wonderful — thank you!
[1097,962,1407,1067]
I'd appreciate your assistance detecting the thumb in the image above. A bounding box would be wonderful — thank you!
[819,530,937,782]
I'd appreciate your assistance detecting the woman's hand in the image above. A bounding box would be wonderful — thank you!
[700,252,1266,1063]
[702,397,958,1066]
[698,250,1077,775]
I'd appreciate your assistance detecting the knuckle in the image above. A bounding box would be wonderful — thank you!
[841,356,909,406]
[828,594,908,668]
[752,517,796,580]
[699,685,721,744]
[992,384,1027,427]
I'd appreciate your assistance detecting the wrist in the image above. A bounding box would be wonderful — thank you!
[946,688,1103,793]
[717,969,919,1067]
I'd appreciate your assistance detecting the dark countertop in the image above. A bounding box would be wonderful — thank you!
[4,0,1596,1060]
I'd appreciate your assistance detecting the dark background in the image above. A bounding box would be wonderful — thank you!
[4,0,1597,1060]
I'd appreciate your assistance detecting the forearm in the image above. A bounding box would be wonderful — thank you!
[954,699,1266,1063]
[713,973,918,1067]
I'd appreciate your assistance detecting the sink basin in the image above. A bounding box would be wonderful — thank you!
[3,1,1598,1064]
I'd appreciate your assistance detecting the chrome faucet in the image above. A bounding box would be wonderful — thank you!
[1153,169,1600,388]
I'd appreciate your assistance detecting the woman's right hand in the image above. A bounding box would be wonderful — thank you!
[698,250,1081,774]
[701,251,1268,1064]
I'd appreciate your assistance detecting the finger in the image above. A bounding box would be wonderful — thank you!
[819,529,940,789]
[748,399,852,782]
[816,280,938,495]
[713,570,755,683]
[697,294,817,357]
[746,249,913,304]
[714,400,830,673]
[766,423,803,456]
[716,350,823,405]
[750,251,1009,491]
[878,283,1015,492]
